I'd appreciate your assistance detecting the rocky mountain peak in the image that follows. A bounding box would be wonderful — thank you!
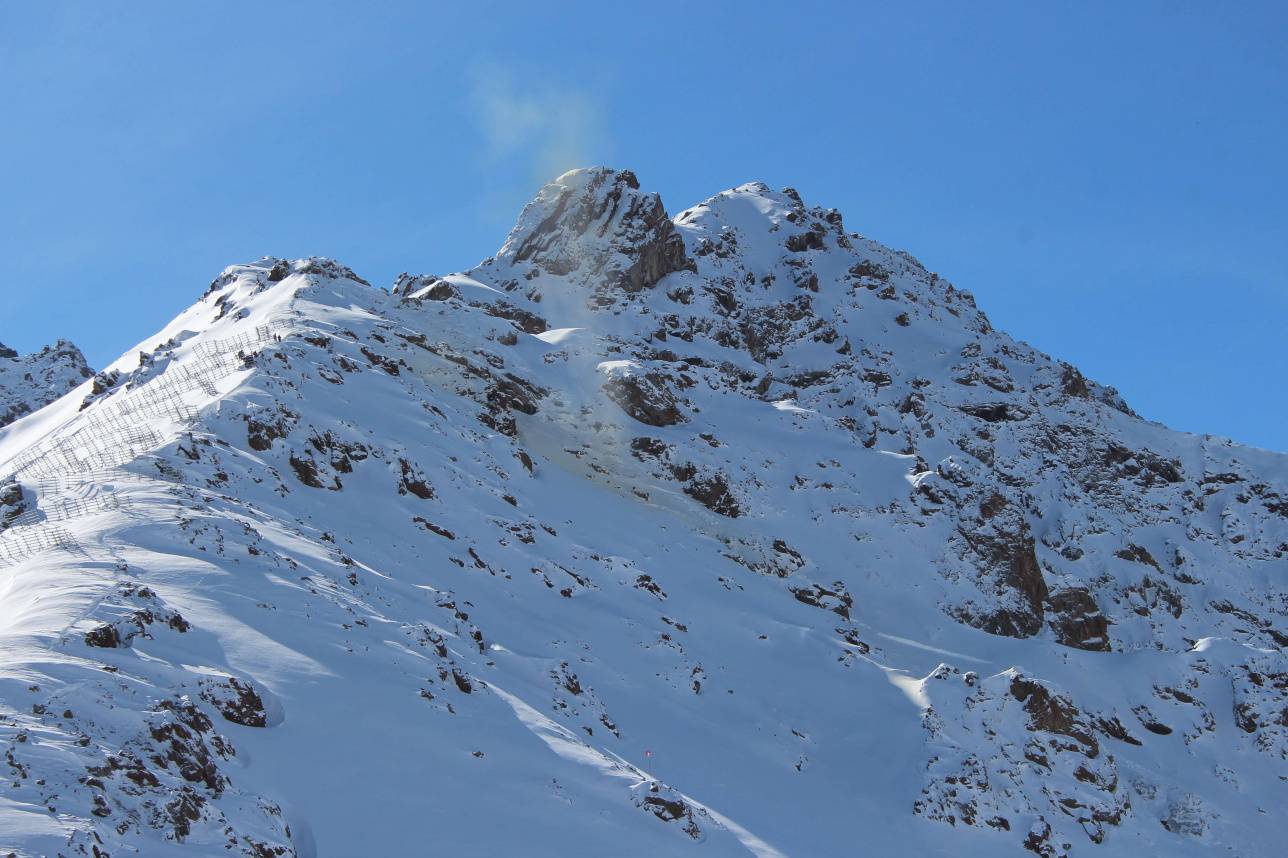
[0,169,1285,857]
[492,166,694,307]
[204,256,372,299]
[0,337,94,428]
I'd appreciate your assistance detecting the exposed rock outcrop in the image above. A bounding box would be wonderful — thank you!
[0,337,94,427]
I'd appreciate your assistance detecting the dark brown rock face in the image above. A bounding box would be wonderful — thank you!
[683,473,741,518]
[621,217,692,294]
[960,402,1026,423]
[1060,364,1091,398]
[82,584,191,649]
[603,372,684,426]
[789,582,853,619]
[506,168,695,305]
[200,677,269,728]
[1009,677,1100,757]
[995,531,1049,636]
[420,280,459,301]
[0,479,26,530]
[958,520,1049,638]
[1046,588,1111,651]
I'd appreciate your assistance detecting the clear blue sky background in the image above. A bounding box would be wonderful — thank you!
[2,2,1285,451]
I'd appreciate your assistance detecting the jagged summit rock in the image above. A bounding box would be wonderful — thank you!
[0,337,94,428]
[0,169,1284,857]
[489,166,694,308]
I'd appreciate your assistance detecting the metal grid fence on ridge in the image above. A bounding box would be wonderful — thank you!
[0,322,285,567]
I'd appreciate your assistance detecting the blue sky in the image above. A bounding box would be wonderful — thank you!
[1,2,1285,451]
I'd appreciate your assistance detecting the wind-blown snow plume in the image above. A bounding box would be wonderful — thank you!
[470,64,608,186]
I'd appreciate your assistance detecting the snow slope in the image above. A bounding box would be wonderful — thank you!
[0,168,1283,857]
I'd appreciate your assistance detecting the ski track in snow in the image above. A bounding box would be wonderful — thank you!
[488,681,790,858]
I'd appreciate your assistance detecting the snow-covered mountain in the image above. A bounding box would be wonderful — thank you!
[0,339,94,429]
[0,168,1284,858]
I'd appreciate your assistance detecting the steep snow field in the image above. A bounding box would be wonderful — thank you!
[0,169,1284,857]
